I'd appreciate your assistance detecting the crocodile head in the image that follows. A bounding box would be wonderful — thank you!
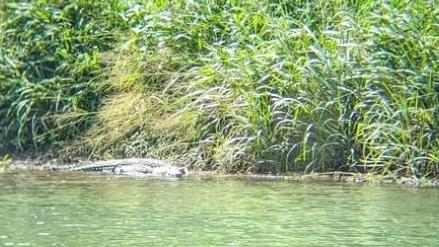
[167,166,189,178]
[113,163,188,178]
[138,165,188,178]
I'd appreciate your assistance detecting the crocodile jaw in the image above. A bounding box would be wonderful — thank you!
[150,166,189,178]
[173,167,189,178]
[113,165,188,178]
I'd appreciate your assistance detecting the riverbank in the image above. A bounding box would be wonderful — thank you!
[4,156,438,188]
[1,1,438,178]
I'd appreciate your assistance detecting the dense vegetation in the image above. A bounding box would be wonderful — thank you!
[1,0,438,177]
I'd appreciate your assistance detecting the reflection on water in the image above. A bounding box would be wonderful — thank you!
[0,171,438,246]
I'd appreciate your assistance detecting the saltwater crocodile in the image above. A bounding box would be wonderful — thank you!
[48,158,188,178]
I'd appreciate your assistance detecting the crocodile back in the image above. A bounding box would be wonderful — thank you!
[60,158,169,172]
[52,158,187,177]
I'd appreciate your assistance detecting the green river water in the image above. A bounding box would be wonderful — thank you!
[0,172,438,246]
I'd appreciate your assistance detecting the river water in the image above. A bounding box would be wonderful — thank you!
[0,171,438,246]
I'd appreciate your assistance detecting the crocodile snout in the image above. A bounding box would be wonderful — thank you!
[177,167,188,177]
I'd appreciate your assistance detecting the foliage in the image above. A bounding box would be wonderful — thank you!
[1,0,438,177]
[0,0,128,149]
[0,155,11,173]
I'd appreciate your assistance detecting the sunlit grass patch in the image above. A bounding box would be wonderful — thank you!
[0,155,11,173]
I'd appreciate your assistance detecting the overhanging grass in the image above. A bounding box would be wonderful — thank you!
[1,0,438,177]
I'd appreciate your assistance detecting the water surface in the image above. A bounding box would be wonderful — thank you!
[0,172,438,246]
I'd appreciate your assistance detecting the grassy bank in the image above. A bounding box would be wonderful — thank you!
[1,0,438,178]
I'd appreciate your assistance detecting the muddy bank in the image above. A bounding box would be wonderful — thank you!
[3,157,438,188]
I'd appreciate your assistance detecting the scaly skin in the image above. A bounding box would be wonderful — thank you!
[51,158,188,178]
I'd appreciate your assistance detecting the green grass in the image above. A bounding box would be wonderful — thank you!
[0,0,129,149]
[0,155,11,173]
[1,0,438,177]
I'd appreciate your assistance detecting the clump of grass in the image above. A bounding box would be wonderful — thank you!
[67,91,193,157]
[0,155,11,173]
[62,41,198,160]
[0,0,129,150]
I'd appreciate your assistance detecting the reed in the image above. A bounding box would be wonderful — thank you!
[1,0,437,177]
[0,0,128,150]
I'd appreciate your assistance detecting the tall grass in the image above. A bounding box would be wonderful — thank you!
[1,0,438,177]
[0,0,128,150]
